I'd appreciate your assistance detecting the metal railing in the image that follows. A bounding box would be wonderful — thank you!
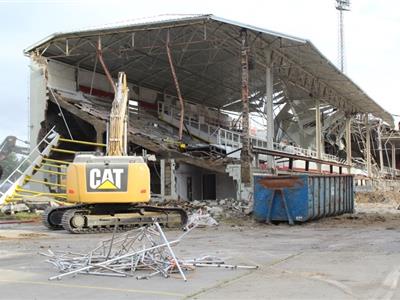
[0,127,60,204]
[382,166,400,177]
[158,102,346,164]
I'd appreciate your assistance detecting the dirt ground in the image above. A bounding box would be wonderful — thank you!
[1,193,400,299]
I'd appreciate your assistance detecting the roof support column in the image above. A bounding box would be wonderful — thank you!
[170,159,177,199]
[378,120,384,173]
[345,115,352,173]
[264,49,275,170]
[166,31,185,141]
[315,99,322,172]
[392,143,396,178]
[94,125,105,153]
[160,159,165,198]
[240,29,252,186]
[365,114,372,177]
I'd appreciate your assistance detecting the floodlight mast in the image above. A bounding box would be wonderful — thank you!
[335,0,351,73]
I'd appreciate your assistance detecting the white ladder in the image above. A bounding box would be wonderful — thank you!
[0,127,60,205]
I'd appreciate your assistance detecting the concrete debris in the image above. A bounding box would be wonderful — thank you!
[161,198,249,220]
[40,221,257,281]
[1,197,58,215]
[187,209,218,227]
[209,206,224,217]
[1,203,29,214]
[192,200,201,206]
[356,191,400,206]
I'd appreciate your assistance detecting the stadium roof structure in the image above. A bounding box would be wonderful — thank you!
[24,14,394,126]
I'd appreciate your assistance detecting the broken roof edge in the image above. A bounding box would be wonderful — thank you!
[304,41,394,126]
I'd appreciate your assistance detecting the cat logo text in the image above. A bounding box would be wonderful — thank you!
[86,165,128,192]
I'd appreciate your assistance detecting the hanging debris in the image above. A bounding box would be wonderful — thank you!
[40,221,258,281]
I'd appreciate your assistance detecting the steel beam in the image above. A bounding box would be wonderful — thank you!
[315,99,322,171]
[392,143,396,177]
[264,49,274,170]
[160,159,165,198]
[365,114,372,177]
[345,115,352,173]
[166,31,185,141]
[378,120,384,172]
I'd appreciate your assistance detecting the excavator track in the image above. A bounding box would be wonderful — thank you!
[42,206,77,230]
[43,204,187,234]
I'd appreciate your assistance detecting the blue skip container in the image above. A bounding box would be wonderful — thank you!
[253,174,354,224]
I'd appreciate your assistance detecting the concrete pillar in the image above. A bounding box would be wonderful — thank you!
[160,159,165,198]
[170,159,177,199]
[29,56,48,149]
[365,114,372,177]
[239,29,252,186]
[94,125,105,153]
[315,99,322,171]
[345,116,352,173]
[29,56,49,193]
[378,120,384,172]
[253,153,259,168]
[392,143,396,176]
[264,50,275,170]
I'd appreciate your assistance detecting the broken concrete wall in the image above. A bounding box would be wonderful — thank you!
[46,59,167,104]
[216,173,236,199]
[47,60,118,94]
[175,163,203,201]
[29,56,48,148]
[28,57,239,201]
[28,56,50,193]
[174,162,236,201]
[47,60,76,91]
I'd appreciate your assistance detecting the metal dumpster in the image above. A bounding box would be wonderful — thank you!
[253,174,354,224]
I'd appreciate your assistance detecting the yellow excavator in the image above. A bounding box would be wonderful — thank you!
[42,72,187,233]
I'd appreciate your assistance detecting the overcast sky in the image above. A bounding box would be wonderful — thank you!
[0,0,399,143]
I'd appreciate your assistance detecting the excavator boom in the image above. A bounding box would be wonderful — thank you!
[107,72,129,156]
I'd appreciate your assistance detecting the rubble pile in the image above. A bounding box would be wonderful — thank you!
[355,191,400,209]
[1,196,57,214]
[161,198,250,220]
[40,221,257,281]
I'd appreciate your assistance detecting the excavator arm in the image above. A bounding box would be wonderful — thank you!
[107,72,129,156]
